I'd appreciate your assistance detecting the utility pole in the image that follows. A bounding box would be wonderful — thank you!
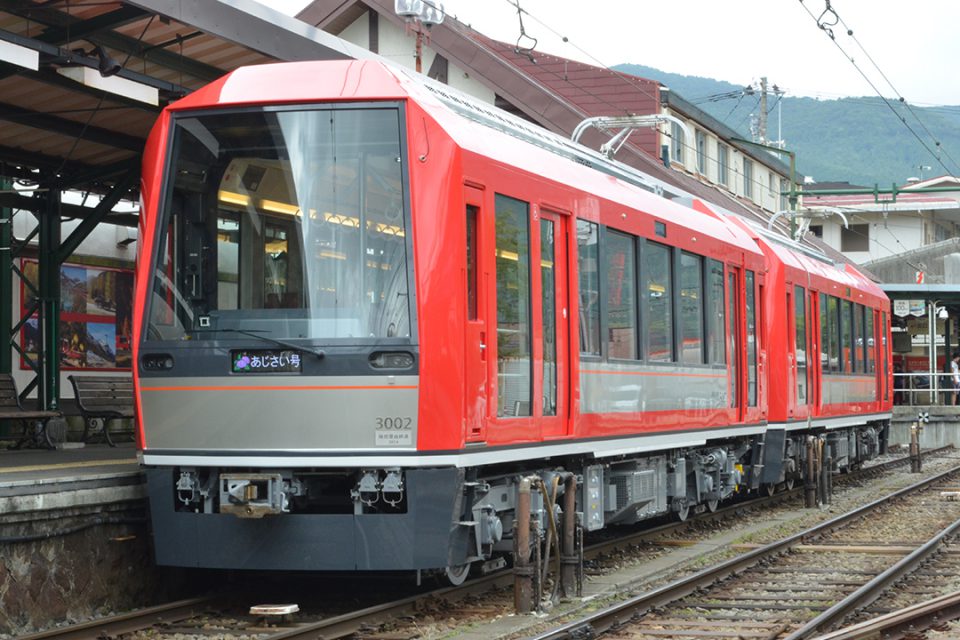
[759,77,768,145]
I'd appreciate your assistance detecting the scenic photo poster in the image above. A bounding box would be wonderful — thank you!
[19,259,134,371]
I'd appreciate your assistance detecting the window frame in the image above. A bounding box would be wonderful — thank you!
[678,250,705,365]
[644,240,675,363]
[745,269,758,406]
[145,101,418,347]
[840,224,870,252]
[706,259,725,365]
[577,219,602,358]
[493,193,533,418]
[671,121,685,165]
[696,129,706,174]
[717,144,729,187]
[794,285,807,404]
[603,228,640,362]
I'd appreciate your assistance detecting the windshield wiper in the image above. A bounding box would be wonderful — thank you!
[191,327,326,360]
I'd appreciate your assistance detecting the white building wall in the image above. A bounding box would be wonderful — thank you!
[661,107,787,213]
[364,16,496,104]
[816,214,926,264]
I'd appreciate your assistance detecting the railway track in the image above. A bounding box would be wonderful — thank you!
[529,461,960,640]
[16,448,954,640]
[812,588,960,639]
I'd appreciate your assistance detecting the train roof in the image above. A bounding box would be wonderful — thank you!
[166,59,765,258]
[719,214,887,307]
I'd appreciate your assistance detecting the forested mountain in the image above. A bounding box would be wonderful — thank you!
[613,63,960,186]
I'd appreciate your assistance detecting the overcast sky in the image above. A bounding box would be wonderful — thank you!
[265,0,960,106]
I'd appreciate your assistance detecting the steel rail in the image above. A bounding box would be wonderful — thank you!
[784,515,960,639]
[526,461,960,640]
[14,597,214,640]
[261,577,508,640]
[19,448,951,640]
[811,588,960,640]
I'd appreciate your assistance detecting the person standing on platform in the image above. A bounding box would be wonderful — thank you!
[951,351,960,406]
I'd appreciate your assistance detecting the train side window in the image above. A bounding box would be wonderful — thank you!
[707,259,725,364]
[679,251,704,364]
[466,205,478,320]
[605,230,638,360]
[827,295,840,373]
[541,218,558,417]
[795,285,807,404]
[217,214,240,310]
[577,220,601,356]
[865,309,875,373]
[645,242,674,362]
[841,299,854,374]
[727,270,738,407]
[854,303,865,373]
[745,270,757,406]
[494,194,532,417]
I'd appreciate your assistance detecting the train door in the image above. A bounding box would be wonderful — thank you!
[881,310,890,405]
[809,291,823,412]
[489,193,538,442]
[464,186,488,442]
[745,270,760,417]
[794,284,810,419]
[786,285,797,418]
[538,210,570,438]
[727,267,743,423]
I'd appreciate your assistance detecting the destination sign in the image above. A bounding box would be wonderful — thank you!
[231,349,302,374]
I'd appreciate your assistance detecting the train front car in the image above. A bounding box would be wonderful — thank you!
[134,58,890,579]
[135,61,458,572]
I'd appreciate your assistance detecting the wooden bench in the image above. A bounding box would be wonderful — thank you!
[0,373,63,449]
[68,375,135,447]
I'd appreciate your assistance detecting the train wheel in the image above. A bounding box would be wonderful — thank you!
[706,499,719,513]
[676,504,690,522]
[445,563,471,586]
[764,483,777,497]
[785,478,795,491]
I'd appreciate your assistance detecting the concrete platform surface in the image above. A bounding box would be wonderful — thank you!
[0,443,139,484]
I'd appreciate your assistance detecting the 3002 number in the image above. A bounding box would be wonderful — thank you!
[376,417,412,430]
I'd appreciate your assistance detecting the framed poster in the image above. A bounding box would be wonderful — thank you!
[19,259,134,371]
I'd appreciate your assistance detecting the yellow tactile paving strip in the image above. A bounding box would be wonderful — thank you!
[0,459,139,474]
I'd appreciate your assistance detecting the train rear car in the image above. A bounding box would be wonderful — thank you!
[723,216,892,486]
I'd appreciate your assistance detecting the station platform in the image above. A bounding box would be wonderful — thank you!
[0,443,142,515]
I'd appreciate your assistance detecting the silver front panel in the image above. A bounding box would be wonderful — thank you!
[580,363,728,414]
[140,375,419,451]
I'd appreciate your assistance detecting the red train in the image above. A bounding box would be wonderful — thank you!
[134,60,892,579]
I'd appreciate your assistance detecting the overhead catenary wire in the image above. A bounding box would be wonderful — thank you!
[422,0,790,210]
[797,0,960,180]
[412,1,803,242]
[831,10,960,175]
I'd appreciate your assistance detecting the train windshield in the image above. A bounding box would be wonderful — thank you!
[146,105,411,343]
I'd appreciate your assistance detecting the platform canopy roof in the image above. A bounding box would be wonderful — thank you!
[0,0,373,206]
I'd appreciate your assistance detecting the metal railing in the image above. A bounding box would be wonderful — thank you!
[894,371,959,406]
